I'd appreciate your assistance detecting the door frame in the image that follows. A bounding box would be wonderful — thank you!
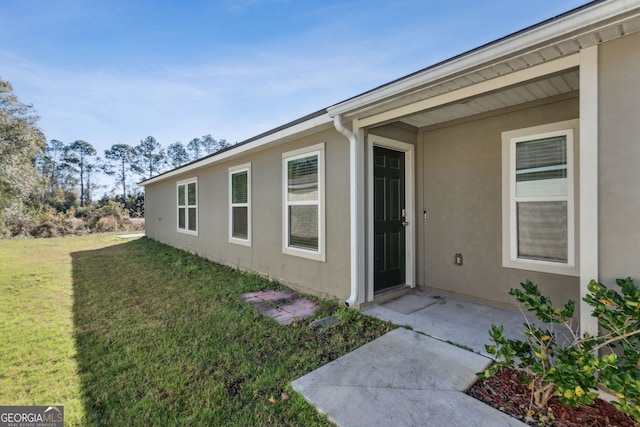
[367,135,415,301]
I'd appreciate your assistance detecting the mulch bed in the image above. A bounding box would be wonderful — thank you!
[467,368,638,427]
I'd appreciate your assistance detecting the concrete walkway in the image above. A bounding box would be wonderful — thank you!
[117,233,145,239]
[292,290,530,426]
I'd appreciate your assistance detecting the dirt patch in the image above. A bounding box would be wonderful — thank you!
[467,368,638,426]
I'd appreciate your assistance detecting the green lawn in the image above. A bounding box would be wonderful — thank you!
[0,234,394,426]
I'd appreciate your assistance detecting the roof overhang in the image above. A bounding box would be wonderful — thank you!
[139,111,332,186]
[327,0,640,125]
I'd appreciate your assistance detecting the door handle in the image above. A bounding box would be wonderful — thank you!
[401,208,408,227]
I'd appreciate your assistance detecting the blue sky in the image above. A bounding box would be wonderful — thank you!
[1,0,588,172]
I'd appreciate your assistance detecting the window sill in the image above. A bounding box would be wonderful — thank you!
[177,228,198,236]
[503,258,578,277]
[229,237,251,247]
[283,246,325,262]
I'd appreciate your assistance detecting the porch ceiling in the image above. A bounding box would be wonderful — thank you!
[396,69,579,129]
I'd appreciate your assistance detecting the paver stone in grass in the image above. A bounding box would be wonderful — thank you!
[240,289,319,325]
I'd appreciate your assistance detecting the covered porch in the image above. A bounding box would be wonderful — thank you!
[325,5,640,336]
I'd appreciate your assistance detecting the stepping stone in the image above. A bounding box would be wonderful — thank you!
[240,289,319,325]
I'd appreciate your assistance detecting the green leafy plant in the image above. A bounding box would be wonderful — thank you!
[484,278,640,421]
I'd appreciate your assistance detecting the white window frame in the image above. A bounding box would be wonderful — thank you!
[177,177,198,236]
[282,143,325,262]
[502,120,578,276]
[229,163,251,246]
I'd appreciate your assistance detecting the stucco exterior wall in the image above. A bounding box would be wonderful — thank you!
[368,123,418,144]
[145,127,351,300]
[418,96,580,308]
[143,31,640,310]
[598,31,640,286]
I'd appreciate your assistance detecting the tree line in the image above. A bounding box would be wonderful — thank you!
[1,76,229,236]
[39,134,229,209]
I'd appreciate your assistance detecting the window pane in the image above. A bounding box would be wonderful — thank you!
[516,136,567,197]
[188,207,197,231]
[289,205,318,250]
[517,201,567,263]
[516,136,566,169]
[288,155,318,202]
[516,176,568,197]
[188,182,197,206]
[232,206,248,239]
[178,207,186,229]
[232,171,248,204]
[178,185,185,206]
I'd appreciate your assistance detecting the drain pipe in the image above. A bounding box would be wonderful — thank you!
[333,115,359,307]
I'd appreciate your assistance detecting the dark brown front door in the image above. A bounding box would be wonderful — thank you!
[373,146,406,292]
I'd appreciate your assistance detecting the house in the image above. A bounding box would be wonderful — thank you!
[140,0,640,336]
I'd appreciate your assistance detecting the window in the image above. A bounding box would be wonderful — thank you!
[177,178,198,235]
[229,163,251,246]
[282,143,325,261]
[502,120,577,276]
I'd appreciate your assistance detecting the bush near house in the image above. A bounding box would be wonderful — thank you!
[484,278,640,422]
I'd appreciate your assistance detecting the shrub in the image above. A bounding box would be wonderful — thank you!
[0,205,35,237]
[1,200,144,238]
[0,205,67,238]
[32,221,62,238]
[484,278,640,421]
[83,201,130,231]
[128,218,145,232]
[27,206,77,238]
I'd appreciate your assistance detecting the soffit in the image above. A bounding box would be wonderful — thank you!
[397,69,579,128]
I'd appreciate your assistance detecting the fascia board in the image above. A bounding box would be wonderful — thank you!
[327,0,640,117]
[139,113,332,187]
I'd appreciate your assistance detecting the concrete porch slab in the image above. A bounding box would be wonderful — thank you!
[364,290,535,356]
[292,328,526,427]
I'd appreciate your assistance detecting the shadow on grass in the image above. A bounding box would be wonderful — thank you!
[71,237,393,426]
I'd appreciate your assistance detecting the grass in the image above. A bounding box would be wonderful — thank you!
[0,234,120,425]
[0,234,395,426]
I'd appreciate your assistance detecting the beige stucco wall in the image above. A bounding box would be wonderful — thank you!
[418,96,580,308]
[368,123,418,144]
[598,31,640,286]
[144,31,640,310]
[145,127,351,300]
